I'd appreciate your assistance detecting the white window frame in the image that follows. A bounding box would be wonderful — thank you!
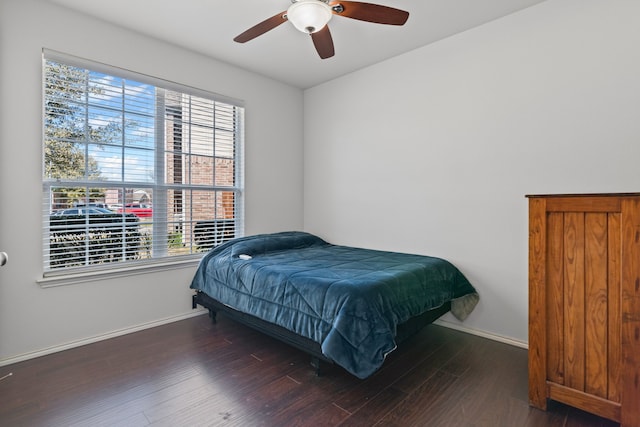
[40,50,244,286]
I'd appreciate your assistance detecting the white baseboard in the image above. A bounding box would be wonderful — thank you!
[0,310,207,368]
[434,319,528,349]
[1,311,527,368]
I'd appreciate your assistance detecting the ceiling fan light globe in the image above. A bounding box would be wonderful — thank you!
[287,0,332,34]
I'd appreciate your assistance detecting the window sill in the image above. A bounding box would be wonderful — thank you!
[37,257,202,288]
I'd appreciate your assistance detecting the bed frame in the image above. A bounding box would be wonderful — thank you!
[192,290,451,376]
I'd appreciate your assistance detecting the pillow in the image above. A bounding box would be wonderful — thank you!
[230,231,327,257]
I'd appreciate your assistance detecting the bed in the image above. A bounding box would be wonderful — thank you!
[190,231,479,379]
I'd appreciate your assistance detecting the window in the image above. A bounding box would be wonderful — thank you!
[42,51,244,278]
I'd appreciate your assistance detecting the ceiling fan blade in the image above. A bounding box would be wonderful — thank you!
[330,1,409,25]
[311,25,335,59]
[233,11,288,43]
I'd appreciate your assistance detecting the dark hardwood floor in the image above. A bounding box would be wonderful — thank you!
[0,313,619,426]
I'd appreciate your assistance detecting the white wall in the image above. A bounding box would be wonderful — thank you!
[304,0,640,344]
[0,0,304,363]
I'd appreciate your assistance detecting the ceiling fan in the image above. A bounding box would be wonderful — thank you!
[233,0,410,59]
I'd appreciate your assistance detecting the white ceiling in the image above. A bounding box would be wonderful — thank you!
[45,0,547,89]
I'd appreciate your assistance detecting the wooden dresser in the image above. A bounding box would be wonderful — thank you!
[527,193,640,426]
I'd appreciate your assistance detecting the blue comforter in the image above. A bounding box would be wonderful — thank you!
[190,231,479,378]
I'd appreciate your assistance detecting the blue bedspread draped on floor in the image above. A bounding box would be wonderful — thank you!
[190,231,479,378]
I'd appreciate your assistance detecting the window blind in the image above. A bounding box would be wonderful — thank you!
[42,51,244,276]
